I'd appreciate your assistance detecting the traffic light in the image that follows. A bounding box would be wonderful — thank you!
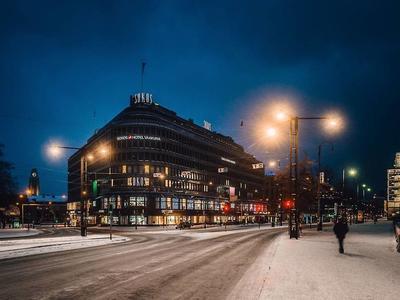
[223,202,230,213]
[283,199,294,210]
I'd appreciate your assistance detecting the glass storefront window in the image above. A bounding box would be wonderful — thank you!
[172,198,179,210]
[160,197,166,209]
[187,199,194,210]
[166,197,172,209]
[194,200,202,210]
[181,198,186,210]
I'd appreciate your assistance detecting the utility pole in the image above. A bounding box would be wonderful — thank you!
[289,117,299,239]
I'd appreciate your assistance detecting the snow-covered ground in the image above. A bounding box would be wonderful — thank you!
[0,228,41,239]
[0,234,129,260]
[229,221,400,300]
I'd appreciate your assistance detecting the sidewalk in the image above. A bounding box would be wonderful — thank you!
[230,221,400,300]
[0,228,41,239]
[0,234,129,260]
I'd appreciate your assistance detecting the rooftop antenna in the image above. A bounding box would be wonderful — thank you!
[141,61,146,92]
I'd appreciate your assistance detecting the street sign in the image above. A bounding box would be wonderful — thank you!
[252,163,264,169]
[218,167,228,173]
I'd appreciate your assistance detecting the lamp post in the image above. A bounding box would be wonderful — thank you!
[288,116,338,238]
[273,111,341,238]
[47,144,111,237]
[317,142,334,231]
[342,167,358,223]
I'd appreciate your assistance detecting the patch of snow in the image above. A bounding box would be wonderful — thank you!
[0,234,129,260]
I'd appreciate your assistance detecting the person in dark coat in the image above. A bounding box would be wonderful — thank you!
[333,218,349,254]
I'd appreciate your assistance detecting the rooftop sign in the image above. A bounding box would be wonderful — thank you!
[130,93,153,105]
[116,135,161,141]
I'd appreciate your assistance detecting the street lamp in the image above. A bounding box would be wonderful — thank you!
[274,109,343,239]
[46,143,111,237]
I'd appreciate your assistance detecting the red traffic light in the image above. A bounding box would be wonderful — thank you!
[283,199,294,210]
[223,202,230,213]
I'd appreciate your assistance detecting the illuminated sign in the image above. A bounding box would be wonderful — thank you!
[319,172,325,184]
[252,163,264,169]
[203,120,212,131]
[221,157,236,164]
[130,93,153,105]
[153,172,163,178]
[218,167,228,173]
[116,135,161,141]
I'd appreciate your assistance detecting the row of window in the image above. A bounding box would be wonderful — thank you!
[97,195,268,212]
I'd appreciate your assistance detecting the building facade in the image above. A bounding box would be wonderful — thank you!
[387,152,400,218]
[67,93,267,226]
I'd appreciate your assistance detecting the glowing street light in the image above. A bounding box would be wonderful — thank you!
[268,160,277,168]
[265,127,278,138]
[348,168,358,177]
[47,143,63,159]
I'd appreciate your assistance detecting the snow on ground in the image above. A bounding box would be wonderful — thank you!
[229,221,400,300]
[0,234,129,260]
[0,228,41,239]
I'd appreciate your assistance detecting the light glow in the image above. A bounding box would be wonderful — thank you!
[266,127,277,138]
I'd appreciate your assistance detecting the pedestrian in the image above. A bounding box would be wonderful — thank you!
[333,217,349,254]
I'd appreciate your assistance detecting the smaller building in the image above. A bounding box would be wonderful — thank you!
[23,194,67,225]
[387,153,400,218]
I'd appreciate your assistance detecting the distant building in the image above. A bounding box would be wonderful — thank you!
[387,153,400,218]
[28,168,40,196]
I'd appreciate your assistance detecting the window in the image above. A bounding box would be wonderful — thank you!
[194,200,202,210]
[165,166,169,175]
[127,177,133,186]
[144,165,150,174]
[122,165,127,174]
[187,198,194,210]
[172,198,179,210]
[160,197,166,209]
[144,177,150,186]
[181,198,186,210]
[129,196,146,206]
[166,197,172,209]
[136,196,145,206]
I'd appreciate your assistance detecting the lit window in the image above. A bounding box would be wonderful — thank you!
[136,197,145,206]
[166,197,172,209]
[165,166,169,175]
[127,177,133,186]
[144,177,150,186]
[144,165,150,174]
[111,179,114,187]
[181,198,186,210]
[129,197,135,206]
[122,165,127,174]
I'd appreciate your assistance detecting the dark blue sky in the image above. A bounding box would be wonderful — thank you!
[1,0,399,195]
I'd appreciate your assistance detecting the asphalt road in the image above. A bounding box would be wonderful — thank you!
[0,226,285,300]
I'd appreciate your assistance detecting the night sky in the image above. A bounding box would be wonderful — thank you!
[1,0,399,195]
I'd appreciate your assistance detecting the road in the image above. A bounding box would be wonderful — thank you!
[0,225,285,300]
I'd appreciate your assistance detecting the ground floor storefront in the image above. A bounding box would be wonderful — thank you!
[67,193,271,226]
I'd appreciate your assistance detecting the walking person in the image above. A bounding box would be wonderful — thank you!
[333,217,349,254]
